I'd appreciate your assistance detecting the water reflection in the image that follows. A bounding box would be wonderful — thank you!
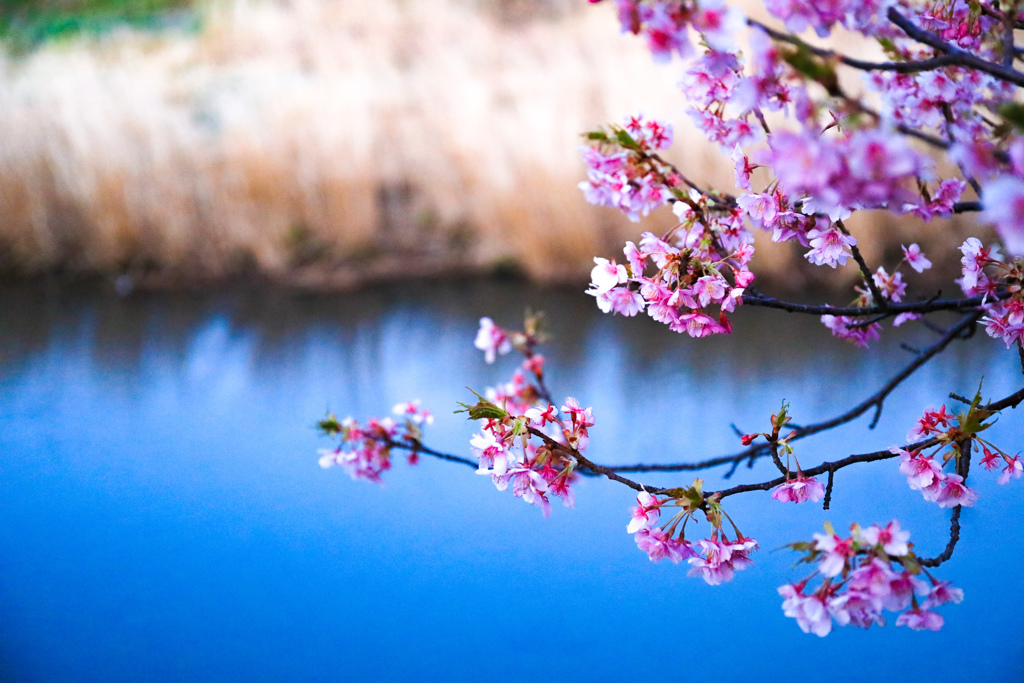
[0,281,1021,681]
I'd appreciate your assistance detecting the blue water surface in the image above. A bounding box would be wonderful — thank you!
[0,281,1021,681]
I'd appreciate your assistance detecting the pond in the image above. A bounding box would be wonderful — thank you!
[0,280,1021,681]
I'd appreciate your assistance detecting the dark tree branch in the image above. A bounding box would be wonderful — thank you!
[612,314,977,474]
[954,201,982,213]
[709,438,939,499]
[741,291,999,317]
[918,507,962,567]
[747,18,960,73]
[526,426,654,493]
[837,219,887,307]
[1001,3,1017,68]
[384,437,479,469]
[887,7,1024,87]
[782,314,978,436]
[823,467,836,510]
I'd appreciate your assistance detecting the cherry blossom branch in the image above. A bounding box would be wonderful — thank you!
[981,383,1024,411]
[1001,5,1016,68]
[823,468,836,509]
[383,437,480,469]
[837,219,887,307]
[886,7,1024,87]
[747,18,960,74]
[525,425,655,492]
[741,291,998,317]
[708,436,947,500]
[707,383,1021,503]
[918,507,962,567]
[787,313,979,432]
[646,150,737,207]
[953,201,982,213]
[611,313,979,475]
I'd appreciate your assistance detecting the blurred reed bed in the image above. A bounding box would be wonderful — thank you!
[0,0,980,290]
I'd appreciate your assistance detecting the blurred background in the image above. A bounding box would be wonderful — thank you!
[1,2,1021,681]
[0,0,989,290]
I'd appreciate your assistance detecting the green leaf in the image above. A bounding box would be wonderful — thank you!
[614,127,638,150]
[317,413,342,436]
[782,45,838,94]
[455,389,509,421]
[1000,103,1024,132]
[524,308,548,343]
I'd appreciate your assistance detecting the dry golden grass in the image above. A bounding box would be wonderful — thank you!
[0,0,983,290]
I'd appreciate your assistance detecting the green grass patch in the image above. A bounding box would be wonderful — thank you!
[0,0,201,50]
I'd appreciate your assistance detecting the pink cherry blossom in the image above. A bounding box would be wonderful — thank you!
[589,285,646,316]
[692,0,745,53]
[958,237,1001,295]
[805,227,856,268]
[547,470,577,508]
[813,532,855,577]
[635,527,692,563]
[860,521,910,557]
[871,268,906,303]
[980,446,1001,470]
[474,317,512,364]
[590,257,628,294]
[922,581,964,609]
[627,490,662,533]
[896,608,944,631]
[821,314,881,348]
[935,474,978,508]
[688,536,757,585]
[998,455,1023,485]
[471,427,513,477]
[907,405,954,442]
[510,466,552,517]
[392,400,434,425]
[737,192,779,223]
[779,585,833,637]
[524,404,558,427]
[896,447,945,492]
[772,475,825,504]
[981,174,1024,256]
[784,522,960,635]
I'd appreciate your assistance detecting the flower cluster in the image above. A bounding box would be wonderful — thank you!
[895,446,978,508]
[757,129,930,220]
[626,482,758,585]
[609,0,744,62]
[744,402,825,504]
[772,475,825,504]
[780,521,962,636]
[956,237,1024,349]
[465,315,582,516]
[578,115,677,221]
[317,402,432,483]
[585,193,755,337]
[467,394,585,517]
[817,242,936,347]
[896,394,1019,503]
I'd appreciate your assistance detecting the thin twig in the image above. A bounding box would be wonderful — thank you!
[837,219,886,308]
